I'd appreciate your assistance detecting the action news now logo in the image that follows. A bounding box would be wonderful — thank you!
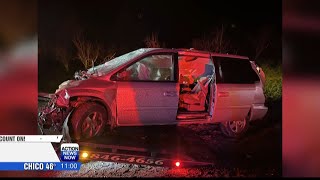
[61,143,79,161]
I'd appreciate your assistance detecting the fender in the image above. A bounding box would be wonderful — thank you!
[58,88,117,130]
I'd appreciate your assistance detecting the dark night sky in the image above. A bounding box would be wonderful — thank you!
[39,0,281,55]
[39,0,281,91]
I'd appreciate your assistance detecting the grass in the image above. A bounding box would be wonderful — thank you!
[260,63,282,101]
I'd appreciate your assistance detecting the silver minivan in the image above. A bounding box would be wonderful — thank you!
[38,48,268,140]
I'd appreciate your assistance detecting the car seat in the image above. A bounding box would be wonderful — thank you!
[180,76,212,111]
[152,68,162,80]
[136,62,151,80]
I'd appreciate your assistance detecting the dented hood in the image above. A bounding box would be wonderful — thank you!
[55,77,115,93]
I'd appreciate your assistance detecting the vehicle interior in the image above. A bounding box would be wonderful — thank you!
[115,54,175,81]
[177,56,215,119]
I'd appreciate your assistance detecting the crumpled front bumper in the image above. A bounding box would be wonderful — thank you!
[38,92,70,135]
[38,94,60,134]
[38,93,74,143]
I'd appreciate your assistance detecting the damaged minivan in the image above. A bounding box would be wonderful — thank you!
[38,48,268,141]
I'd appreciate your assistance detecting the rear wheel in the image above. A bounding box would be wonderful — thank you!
[220,117,249,138]
[70,102,109,140]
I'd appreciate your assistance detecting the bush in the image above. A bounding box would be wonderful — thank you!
[260,63,282,101]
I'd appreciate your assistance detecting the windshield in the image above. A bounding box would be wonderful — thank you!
[87,48,153,75]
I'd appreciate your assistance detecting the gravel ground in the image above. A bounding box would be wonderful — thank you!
[38,122,281,177]
[38,99,282,177]
[41,161,266,178]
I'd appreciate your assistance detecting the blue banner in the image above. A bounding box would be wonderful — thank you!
[0,162,82,171]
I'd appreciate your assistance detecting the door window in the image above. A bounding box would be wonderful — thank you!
[213,57,260,84]
[111,54,175,82]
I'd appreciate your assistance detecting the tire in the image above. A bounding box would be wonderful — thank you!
[70,102,109,140]
[220,117,249,138]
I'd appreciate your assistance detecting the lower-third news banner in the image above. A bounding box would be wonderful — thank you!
[0,135,81,171]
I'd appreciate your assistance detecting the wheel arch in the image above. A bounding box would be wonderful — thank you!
[69,95,114,128]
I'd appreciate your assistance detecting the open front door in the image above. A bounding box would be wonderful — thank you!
[111,53,179,126]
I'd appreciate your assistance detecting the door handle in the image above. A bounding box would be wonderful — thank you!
[218,92,229,97]
[164,91,177,97]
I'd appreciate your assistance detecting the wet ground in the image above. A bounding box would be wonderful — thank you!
[37,99,282,177]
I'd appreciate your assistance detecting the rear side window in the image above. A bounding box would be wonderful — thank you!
[213,57,260,84]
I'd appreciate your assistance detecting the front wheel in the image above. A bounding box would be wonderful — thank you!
[220,118,249,138]
[70,102,109,140]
